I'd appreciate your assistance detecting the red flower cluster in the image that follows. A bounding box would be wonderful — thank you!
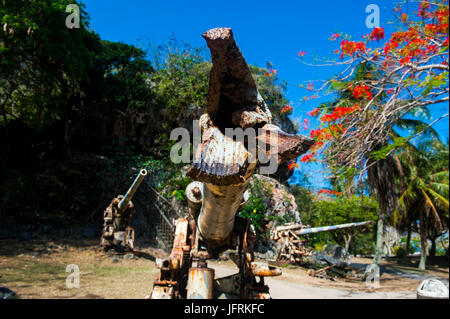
[318,189,342,196]
[310,128,331,140]
[369,27,385,41]
[418,2,431,19]
[436,7,449,26]
[383,24,447,65]
[300,153,314,162]
[330,33,341,41]
[302,118,310,131]
[288,162,299,171]
[298,51,306,57]
[266,68,278,78]
[307,108,320,117]
[401,13,408,23]
[424,22,448,35]
[329,123,346,135]
[320,104,361,122]
[339,40,366,58]
[353,84,373,100]
[306,83,314,91]
[297,2,448,166]
[281,105,293,115]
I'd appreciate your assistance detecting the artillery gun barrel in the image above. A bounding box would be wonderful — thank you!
[118,169,148,213]
[186,28,314,250]
[199,182,250,244]
[296,221,372,236]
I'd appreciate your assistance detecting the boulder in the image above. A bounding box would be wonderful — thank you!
[250,174,301,223]
[307,244,352,268]
[417,278,449,299]
[362,263,380,282]
[323,243,352,264]
[0,287,16,299]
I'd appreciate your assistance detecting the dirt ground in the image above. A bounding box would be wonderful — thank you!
[269,256,448,293]
[210,256,448,295]
[0,239,448,299]
[0,239,163,298]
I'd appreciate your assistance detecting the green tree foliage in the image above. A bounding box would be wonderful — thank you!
[305,196,378,253]
[313,61,447,264]
[239,197,268,232]
[239,177,272,233]
[96,40,153,112]
[239,177,294,235]
[0,0,99,128]
[249,65,288,117]
[149,53,291,119]
[289,171,315,219]
[393,138,449,269]
[0,1,156,226]
[0,1,299,229]
[150,50,210,114]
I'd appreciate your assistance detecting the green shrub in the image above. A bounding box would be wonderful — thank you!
[313,242,326,251]
[239,196,268,232]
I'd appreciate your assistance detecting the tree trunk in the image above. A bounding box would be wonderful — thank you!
[403,222,412,264]
[367,154,397,267]
[344,234,353,252]
[430,237,436,258]
[359,180,364,201]
[373,209,384,265]
[418,210,427,270]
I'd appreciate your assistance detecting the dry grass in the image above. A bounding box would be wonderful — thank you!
[1,239,448,298]
[0,239,163,299]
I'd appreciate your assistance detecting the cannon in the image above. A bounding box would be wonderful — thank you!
[149,28,314,299]
[271,221,372,264]
[100,169,147,252]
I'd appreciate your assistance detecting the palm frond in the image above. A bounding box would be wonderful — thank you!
[396,118,440,141]
[426,187,449,210]
[421,188,443,232]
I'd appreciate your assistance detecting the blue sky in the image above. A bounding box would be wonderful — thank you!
[84,0,449,189]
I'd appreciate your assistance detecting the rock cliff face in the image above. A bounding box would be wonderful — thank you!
[105,103,204,150]
[246,174,302,258]
[250,174,301,225]
[108,101,298,183]
[273,115,297,135]
[268,115,298,182]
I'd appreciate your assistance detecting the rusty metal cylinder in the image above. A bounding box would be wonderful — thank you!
[186,181,204,214]
[296,221,372,235]
[197,182,248,244]
[186,267,215,299]
[118,169,147,213]
[238,189,250,211]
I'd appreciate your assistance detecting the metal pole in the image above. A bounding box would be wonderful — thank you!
[296,221,372,235]
[118,169,147,213]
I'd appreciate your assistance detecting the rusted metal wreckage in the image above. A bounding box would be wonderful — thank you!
[270,221,372,265]
[148,28,315,299]
[100,169,148,252]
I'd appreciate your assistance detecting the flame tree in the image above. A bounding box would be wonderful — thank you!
[300,0,449,265]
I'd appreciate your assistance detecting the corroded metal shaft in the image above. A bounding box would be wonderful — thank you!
[296,221,372,235]
[118,169,147,213]
[199,183,249,243]
[151,27,315,300]
[187,28,314,251]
